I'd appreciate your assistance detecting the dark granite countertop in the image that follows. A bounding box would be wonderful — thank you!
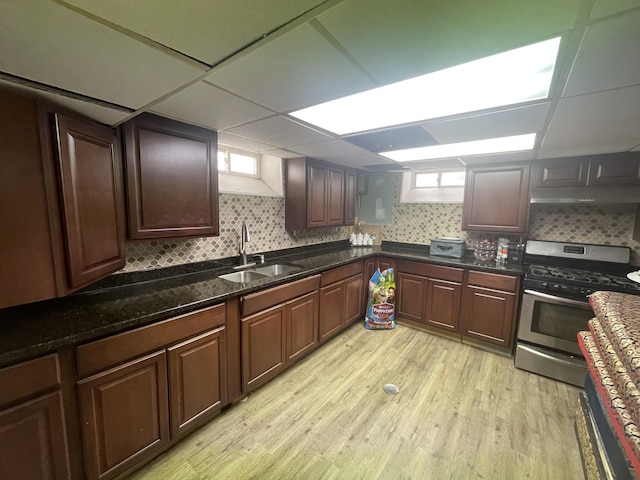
[0,241,523,368]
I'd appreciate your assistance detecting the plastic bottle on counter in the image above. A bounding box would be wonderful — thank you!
[496,238,510,263]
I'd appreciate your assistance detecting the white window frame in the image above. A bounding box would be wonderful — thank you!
[400,169,465,203]
[413,169,466,189]
[218,145,260,179]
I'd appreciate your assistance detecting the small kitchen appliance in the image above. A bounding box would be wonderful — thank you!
[514,240,639,387]
[430,237,465,258]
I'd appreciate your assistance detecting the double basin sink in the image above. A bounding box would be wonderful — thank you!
[218,263,303,283]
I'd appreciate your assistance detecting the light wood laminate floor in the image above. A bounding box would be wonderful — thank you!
[127,323,583,480]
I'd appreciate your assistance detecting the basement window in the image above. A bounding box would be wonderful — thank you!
[414,170,465,188]
[218,146,259,178]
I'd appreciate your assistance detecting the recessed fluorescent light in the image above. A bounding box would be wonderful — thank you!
[380,134,536,162]
[290,37,561,135]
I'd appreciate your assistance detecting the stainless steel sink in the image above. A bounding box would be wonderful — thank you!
[254,263,302,276]
[219,270,270,283]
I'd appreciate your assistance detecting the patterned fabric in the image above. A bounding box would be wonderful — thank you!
[589,318,640,427]
[575,393,607,480]
[589,291,640,386]
[578,331,640,476]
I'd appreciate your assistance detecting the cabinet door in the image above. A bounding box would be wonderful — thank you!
[168,328,226,438]
[396,273,427,323]
[0,391,70,480]
[78,351,169,480]
[344,169,357,225]
[344,273,364,325]
[587,153,640,185]
[426,278,462,332]
[0,89,59,309]
[364,258,376,301]
[287,291,319,364]
[242,306,286,392]
[462,163,530,234]
[54,113,126,290]
[319,283,344,341]
[533,157,588,188]
[307,162,328,227]
[462,285,516,347]
[123,113,219,239]
[327,166,345,225]
[377,257,396,273]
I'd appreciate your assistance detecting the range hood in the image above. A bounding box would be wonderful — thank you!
[530,186,640,204]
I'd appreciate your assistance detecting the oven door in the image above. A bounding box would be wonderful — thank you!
[517,290,593,356]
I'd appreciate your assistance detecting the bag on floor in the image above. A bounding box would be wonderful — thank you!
[365,267,396,329]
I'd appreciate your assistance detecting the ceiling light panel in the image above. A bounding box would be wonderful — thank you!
[380,134,537,162]
[290,37,561,135]
[317,0,581,85]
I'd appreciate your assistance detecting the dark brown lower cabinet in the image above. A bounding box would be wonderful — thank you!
[0,353,71,480]
[425,278,462,332]
[242,306,287,392]
[461,271,519,348]
[78,351,169,480]
[0,391,70,480]
[318,262,365,342]
[168,327,227,438]
[396,272,427,323]
[287,291,319,364]
[319,282,344,341]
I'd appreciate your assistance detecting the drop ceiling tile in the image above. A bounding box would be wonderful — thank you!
[329,153,395,168]
[589,0,640,20]
[216,132,279,153]
[151,81,273,131]
[224,116,332,148]
[317,0,582,84]
[0,1,205,109]
[0,80,130,126]
[542,85,640,151]
[206,23,376,112]
[563,9,640,97]
[287,140,369,159]
[462,151,536,165]
[63,0,327,65]
[538,141,640,159]
[421,103,551,144]
[261,149,302,159]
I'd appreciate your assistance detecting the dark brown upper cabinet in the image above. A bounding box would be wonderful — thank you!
[53,114,126,290]
[285,157,356,230]
[462,163,531,234]
[533,157,589,188]
[122,113,219,239]
[0,87,125,309]
[344,168,357,225]
[533,152,640,188]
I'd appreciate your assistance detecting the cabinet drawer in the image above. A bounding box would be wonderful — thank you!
[241,275,320,317]
[77,303,225,377]
[320,261,364,287]
[467,270,519,292]
[0,353,60,407]
[397,260,463,282]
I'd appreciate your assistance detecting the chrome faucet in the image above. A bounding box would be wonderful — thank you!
[239,220,251,265]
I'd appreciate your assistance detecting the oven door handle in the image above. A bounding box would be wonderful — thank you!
[523,289,592,308]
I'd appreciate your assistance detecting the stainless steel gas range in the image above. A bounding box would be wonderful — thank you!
[514,240,639,387]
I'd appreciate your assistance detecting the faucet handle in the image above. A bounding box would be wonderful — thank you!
[253,254,265,264]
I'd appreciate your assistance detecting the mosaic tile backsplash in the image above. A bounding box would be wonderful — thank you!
[122,194,348,272]
[123,177,640,271]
